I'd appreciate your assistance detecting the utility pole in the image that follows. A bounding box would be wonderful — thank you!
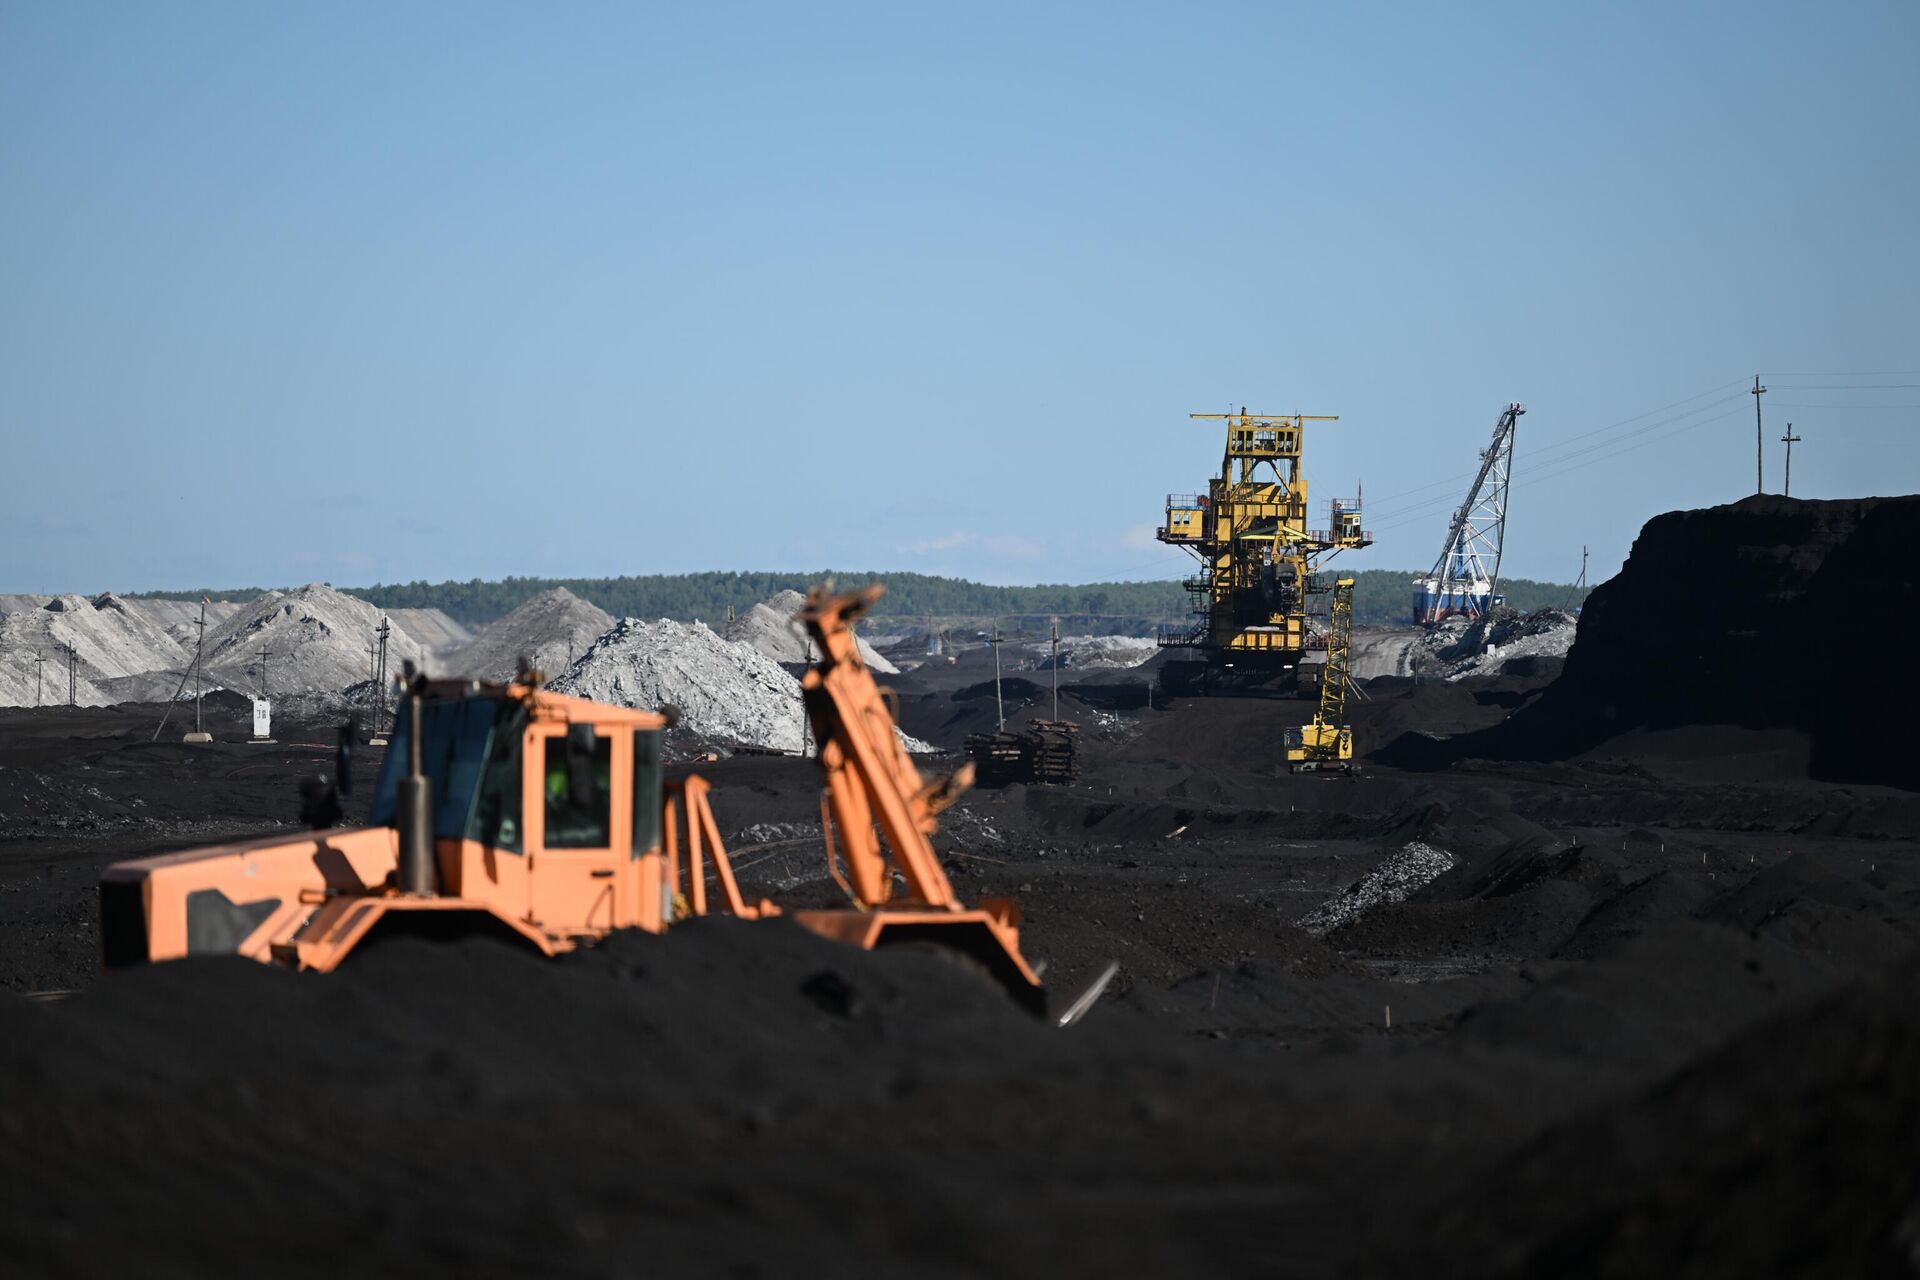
[1751,375,1767,494]
[991,622,1004,731]
[1049,616,1060,722]
[374,617,392,736]
[366,620,392,748]
[1781,424,1802,497]
[1565,546,1589,611]
[66,643,76,706]
[191,606,202,736]
[256,647,271,698]
[33,653,45,707]
[191,598,207,739]
[800,633,813,757]
[151,597,211,743]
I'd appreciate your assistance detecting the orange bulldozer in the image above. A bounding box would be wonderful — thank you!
[98,585,1115,1024]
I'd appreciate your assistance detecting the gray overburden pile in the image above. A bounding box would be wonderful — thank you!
[198,584,431,694]
[386,608,474,655]
[0,587,441,707]
[1430,607,1579,680]
[726,589,899,674]
[447,588,613,683]
[120,598,245,647]
[1347,608,1579,683]
[1052,635,1157,670]
[552,615,937,756]
[552,617,807,753]
[0,593,199,707]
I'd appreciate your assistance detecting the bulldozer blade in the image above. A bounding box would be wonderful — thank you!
[1054,959,1119,1028]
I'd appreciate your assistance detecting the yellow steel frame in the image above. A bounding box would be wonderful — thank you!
[1158,412,1371,666]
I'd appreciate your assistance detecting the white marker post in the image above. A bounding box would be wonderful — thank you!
[250,696,274,745]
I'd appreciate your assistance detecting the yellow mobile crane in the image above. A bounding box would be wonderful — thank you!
[1285,577,1356,772]
[1157,410,1371,693]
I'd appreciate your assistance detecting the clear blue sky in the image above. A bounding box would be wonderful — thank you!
[3,1,1915,594]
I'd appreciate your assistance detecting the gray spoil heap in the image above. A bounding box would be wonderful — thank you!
[121,598,246,647]
[446,588,613,683]
[552,615,937,756]
[1425,607,1580,681]
[551,617,807,753]
[0,592,197,707]
[727,589,899,674]
[1052,635,1158,670]
[1349,610,1580,684]
[0,654,113,708]
[197,584,431,695]
[1295,841,1456,936]
[385,608,475,655]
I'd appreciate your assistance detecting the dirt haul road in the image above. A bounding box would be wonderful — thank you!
[0,495,1916,1277]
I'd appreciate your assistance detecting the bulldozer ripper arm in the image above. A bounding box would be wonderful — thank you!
[799,584,965,912]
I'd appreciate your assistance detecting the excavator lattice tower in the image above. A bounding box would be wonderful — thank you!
[1156,410,1371,690]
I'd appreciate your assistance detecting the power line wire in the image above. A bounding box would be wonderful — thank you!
[1364,403,1750,537]
[1352,378,1747,511]
[1516,404,1749,493]
[1362,391,1746,527]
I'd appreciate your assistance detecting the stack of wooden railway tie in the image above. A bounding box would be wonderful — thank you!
[964,720,1080,786]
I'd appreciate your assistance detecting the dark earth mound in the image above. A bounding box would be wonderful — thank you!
[1382,495,1920,789]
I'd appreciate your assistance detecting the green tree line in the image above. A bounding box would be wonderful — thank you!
[131,568,1589,630]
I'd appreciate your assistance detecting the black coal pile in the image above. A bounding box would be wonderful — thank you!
[6,860,1915,1279]
[1384,495,1920,788]
[0,922,1080,1279]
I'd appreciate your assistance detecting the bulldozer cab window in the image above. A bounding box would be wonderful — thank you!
[370,697,516,843]
[544,733,611,849]
[631,729,661,857]
[468,711,524,853]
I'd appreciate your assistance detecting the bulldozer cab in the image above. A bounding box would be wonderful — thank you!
[367,682,669,939]
[99,680,675,972]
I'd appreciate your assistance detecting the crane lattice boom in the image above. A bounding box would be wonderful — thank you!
[1415,403,1523,625]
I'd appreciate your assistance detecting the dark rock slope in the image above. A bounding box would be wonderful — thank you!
[1387,495,1920,789]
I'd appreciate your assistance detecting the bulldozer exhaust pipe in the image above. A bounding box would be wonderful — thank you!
[397,690,436,895]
